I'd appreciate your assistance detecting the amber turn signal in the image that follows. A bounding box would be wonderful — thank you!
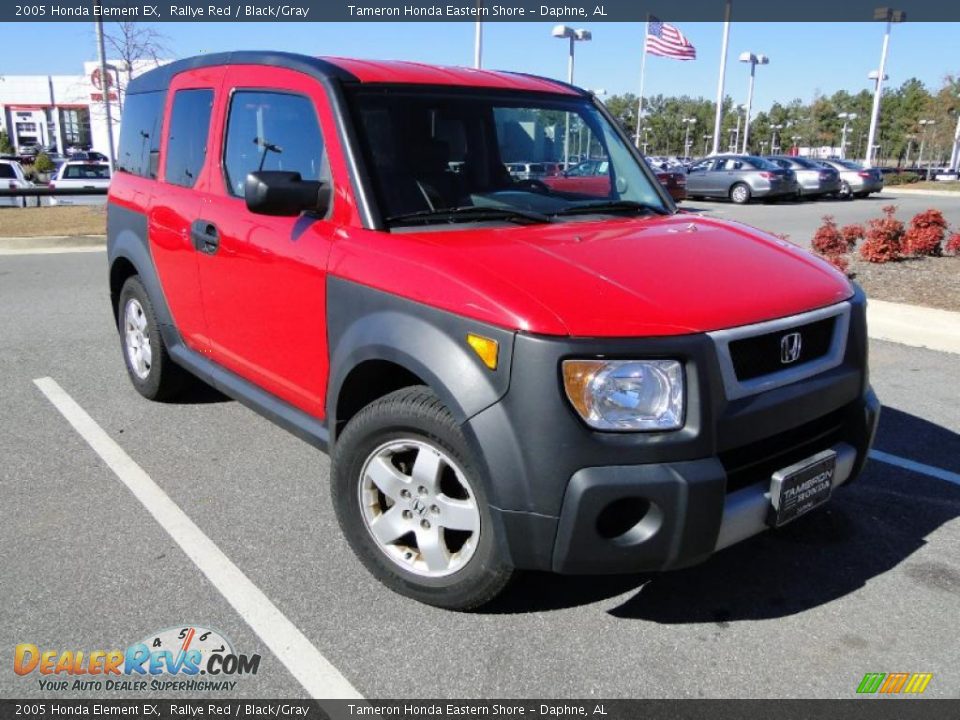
[466,333,499,370]
[561,360,604,418]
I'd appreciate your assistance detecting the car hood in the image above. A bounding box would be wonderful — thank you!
[339,214,853,337]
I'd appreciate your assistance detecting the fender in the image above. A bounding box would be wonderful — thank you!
[325,276,515,433]
[107,203,183,350]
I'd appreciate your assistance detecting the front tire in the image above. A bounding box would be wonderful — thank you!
[117,276,187,401]
[332,387,514,610]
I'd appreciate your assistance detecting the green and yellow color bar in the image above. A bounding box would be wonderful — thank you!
[857,672,933,694]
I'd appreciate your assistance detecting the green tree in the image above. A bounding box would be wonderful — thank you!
[0,130,12,154]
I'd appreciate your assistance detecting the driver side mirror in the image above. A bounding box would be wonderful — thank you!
[244,171,330,217]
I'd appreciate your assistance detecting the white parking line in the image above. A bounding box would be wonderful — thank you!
[33,376,362,700]
[869,449,960,487]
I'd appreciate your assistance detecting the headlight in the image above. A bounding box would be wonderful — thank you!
[562,359,684,431]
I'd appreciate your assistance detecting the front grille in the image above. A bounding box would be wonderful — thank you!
[719,409,847,494]
[729,317,835,381]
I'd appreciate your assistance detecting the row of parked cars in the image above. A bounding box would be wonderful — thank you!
[0,156,112,207]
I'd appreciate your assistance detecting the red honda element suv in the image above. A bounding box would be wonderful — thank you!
[107,52,879,609]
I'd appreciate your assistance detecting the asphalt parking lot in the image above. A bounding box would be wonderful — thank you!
[1,213,959,699]
[682,190,960,248]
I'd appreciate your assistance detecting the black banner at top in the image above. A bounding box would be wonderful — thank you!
[3,0,960,22]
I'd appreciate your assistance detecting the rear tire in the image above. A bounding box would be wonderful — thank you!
[118,276,188,401]
[730,183,751,204]
[332,386,514,610]
[839,181,853,200]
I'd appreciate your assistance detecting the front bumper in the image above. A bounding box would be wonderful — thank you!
[466,286,878,574]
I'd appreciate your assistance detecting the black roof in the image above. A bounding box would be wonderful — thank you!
[127,51,357,95]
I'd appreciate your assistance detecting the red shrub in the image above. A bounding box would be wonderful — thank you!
[903,208,948,256]
[946,233,960,255]
[812,216,848,256]
[819,253,850,276]
[860,205,904,263]
[840,223,865,248]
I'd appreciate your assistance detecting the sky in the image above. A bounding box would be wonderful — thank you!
[3,21,959,112]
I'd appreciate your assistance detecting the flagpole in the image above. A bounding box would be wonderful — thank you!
[634,15,649,149]
[710,0,732,156]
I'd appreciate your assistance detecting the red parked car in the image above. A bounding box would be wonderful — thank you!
[108,52,879,609]
[655,168,687,202]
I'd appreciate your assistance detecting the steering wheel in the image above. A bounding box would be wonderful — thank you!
[514,179,552,194]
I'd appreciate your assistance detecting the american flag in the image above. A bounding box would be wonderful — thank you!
[646,17,697,60]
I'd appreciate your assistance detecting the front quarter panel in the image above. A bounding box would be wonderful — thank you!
[325,277,515,432]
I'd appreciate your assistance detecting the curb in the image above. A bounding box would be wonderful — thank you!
[881,188,960,198]
[867,299,960,355]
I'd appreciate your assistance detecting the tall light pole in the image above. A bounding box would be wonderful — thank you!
[950,97,960,172]
[702,133,712,157]
[917,118,934,174]
[681,117,696,157]
[732,103,746,152]
[791,135,803,156]
[711,0,732,156]
[770,123,784,154]
[864,7,905,167]
[838,112,858,159]
[93,0,116,170]
[738,52,769,154]
[552,25,591,167]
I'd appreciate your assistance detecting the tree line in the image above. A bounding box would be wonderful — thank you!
[602,75,960,165]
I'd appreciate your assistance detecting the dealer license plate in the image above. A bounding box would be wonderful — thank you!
[768,449,837,527]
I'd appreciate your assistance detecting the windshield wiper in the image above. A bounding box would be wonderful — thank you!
[385,205,551,226]
[551,200,671,217]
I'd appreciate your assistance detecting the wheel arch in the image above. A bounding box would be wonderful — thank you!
[326,277,515,444]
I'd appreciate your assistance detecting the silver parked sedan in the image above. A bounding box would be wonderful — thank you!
[767,155,841,198]
[815,159,884,199]
[686,155,798,204]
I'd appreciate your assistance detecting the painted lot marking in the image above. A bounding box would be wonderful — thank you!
[869,449,960,487]
[33,376,362,700]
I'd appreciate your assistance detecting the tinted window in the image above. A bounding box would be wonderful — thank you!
[63,164,110,180]
[223,91,328,197]
[165,89,213,188]
[0,164,15,179]
[116,91,165,178]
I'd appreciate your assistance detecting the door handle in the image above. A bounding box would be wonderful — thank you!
[190,219,220,255]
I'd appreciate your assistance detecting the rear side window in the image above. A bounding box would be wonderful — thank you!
[116,91,165,178]
[0,164,15,179]
[165,89,214,188]
[223,91,328,197]
[63,164,110,180]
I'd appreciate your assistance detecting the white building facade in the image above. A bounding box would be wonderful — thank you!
[1,60,163,156]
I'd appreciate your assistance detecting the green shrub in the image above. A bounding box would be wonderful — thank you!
[0,130,12,155]
[33,152,55,174]
[885,172,920,185]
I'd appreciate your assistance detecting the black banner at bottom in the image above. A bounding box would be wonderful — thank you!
[1,699,957,720]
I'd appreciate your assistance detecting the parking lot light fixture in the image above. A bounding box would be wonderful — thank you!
[738,52,769,154]
[770,123,784,154]
[917,119,935,172]
[681,118,696,157]
[552,25,591,168]
[838,113,858,159]
[702,133,713,156]
[865,7,905,167]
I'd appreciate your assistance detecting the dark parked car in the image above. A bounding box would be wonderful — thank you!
[767,155,840,198]
[686,155,798,204]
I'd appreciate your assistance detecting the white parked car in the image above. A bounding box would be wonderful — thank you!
[0,160,34,208]
[50,161,111,206]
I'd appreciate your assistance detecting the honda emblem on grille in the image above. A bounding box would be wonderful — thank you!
[780,332,803,364]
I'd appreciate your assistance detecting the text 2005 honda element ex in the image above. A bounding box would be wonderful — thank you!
[107,52,880,609]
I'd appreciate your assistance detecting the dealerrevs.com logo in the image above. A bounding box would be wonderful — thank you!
[14,626,261,692]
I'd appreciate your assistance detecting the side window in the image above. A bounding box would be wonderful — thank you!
[0,164,15,179]
[690,160,712,172]
[164,89,214,188]
[223,91,328,198]
[116,91,165,178]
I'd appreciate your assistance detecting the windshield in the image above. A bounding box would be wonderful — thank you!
[346,87,670,227]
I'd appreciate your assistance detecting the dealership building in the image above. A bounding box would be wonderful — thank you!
[0,60,162,156]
